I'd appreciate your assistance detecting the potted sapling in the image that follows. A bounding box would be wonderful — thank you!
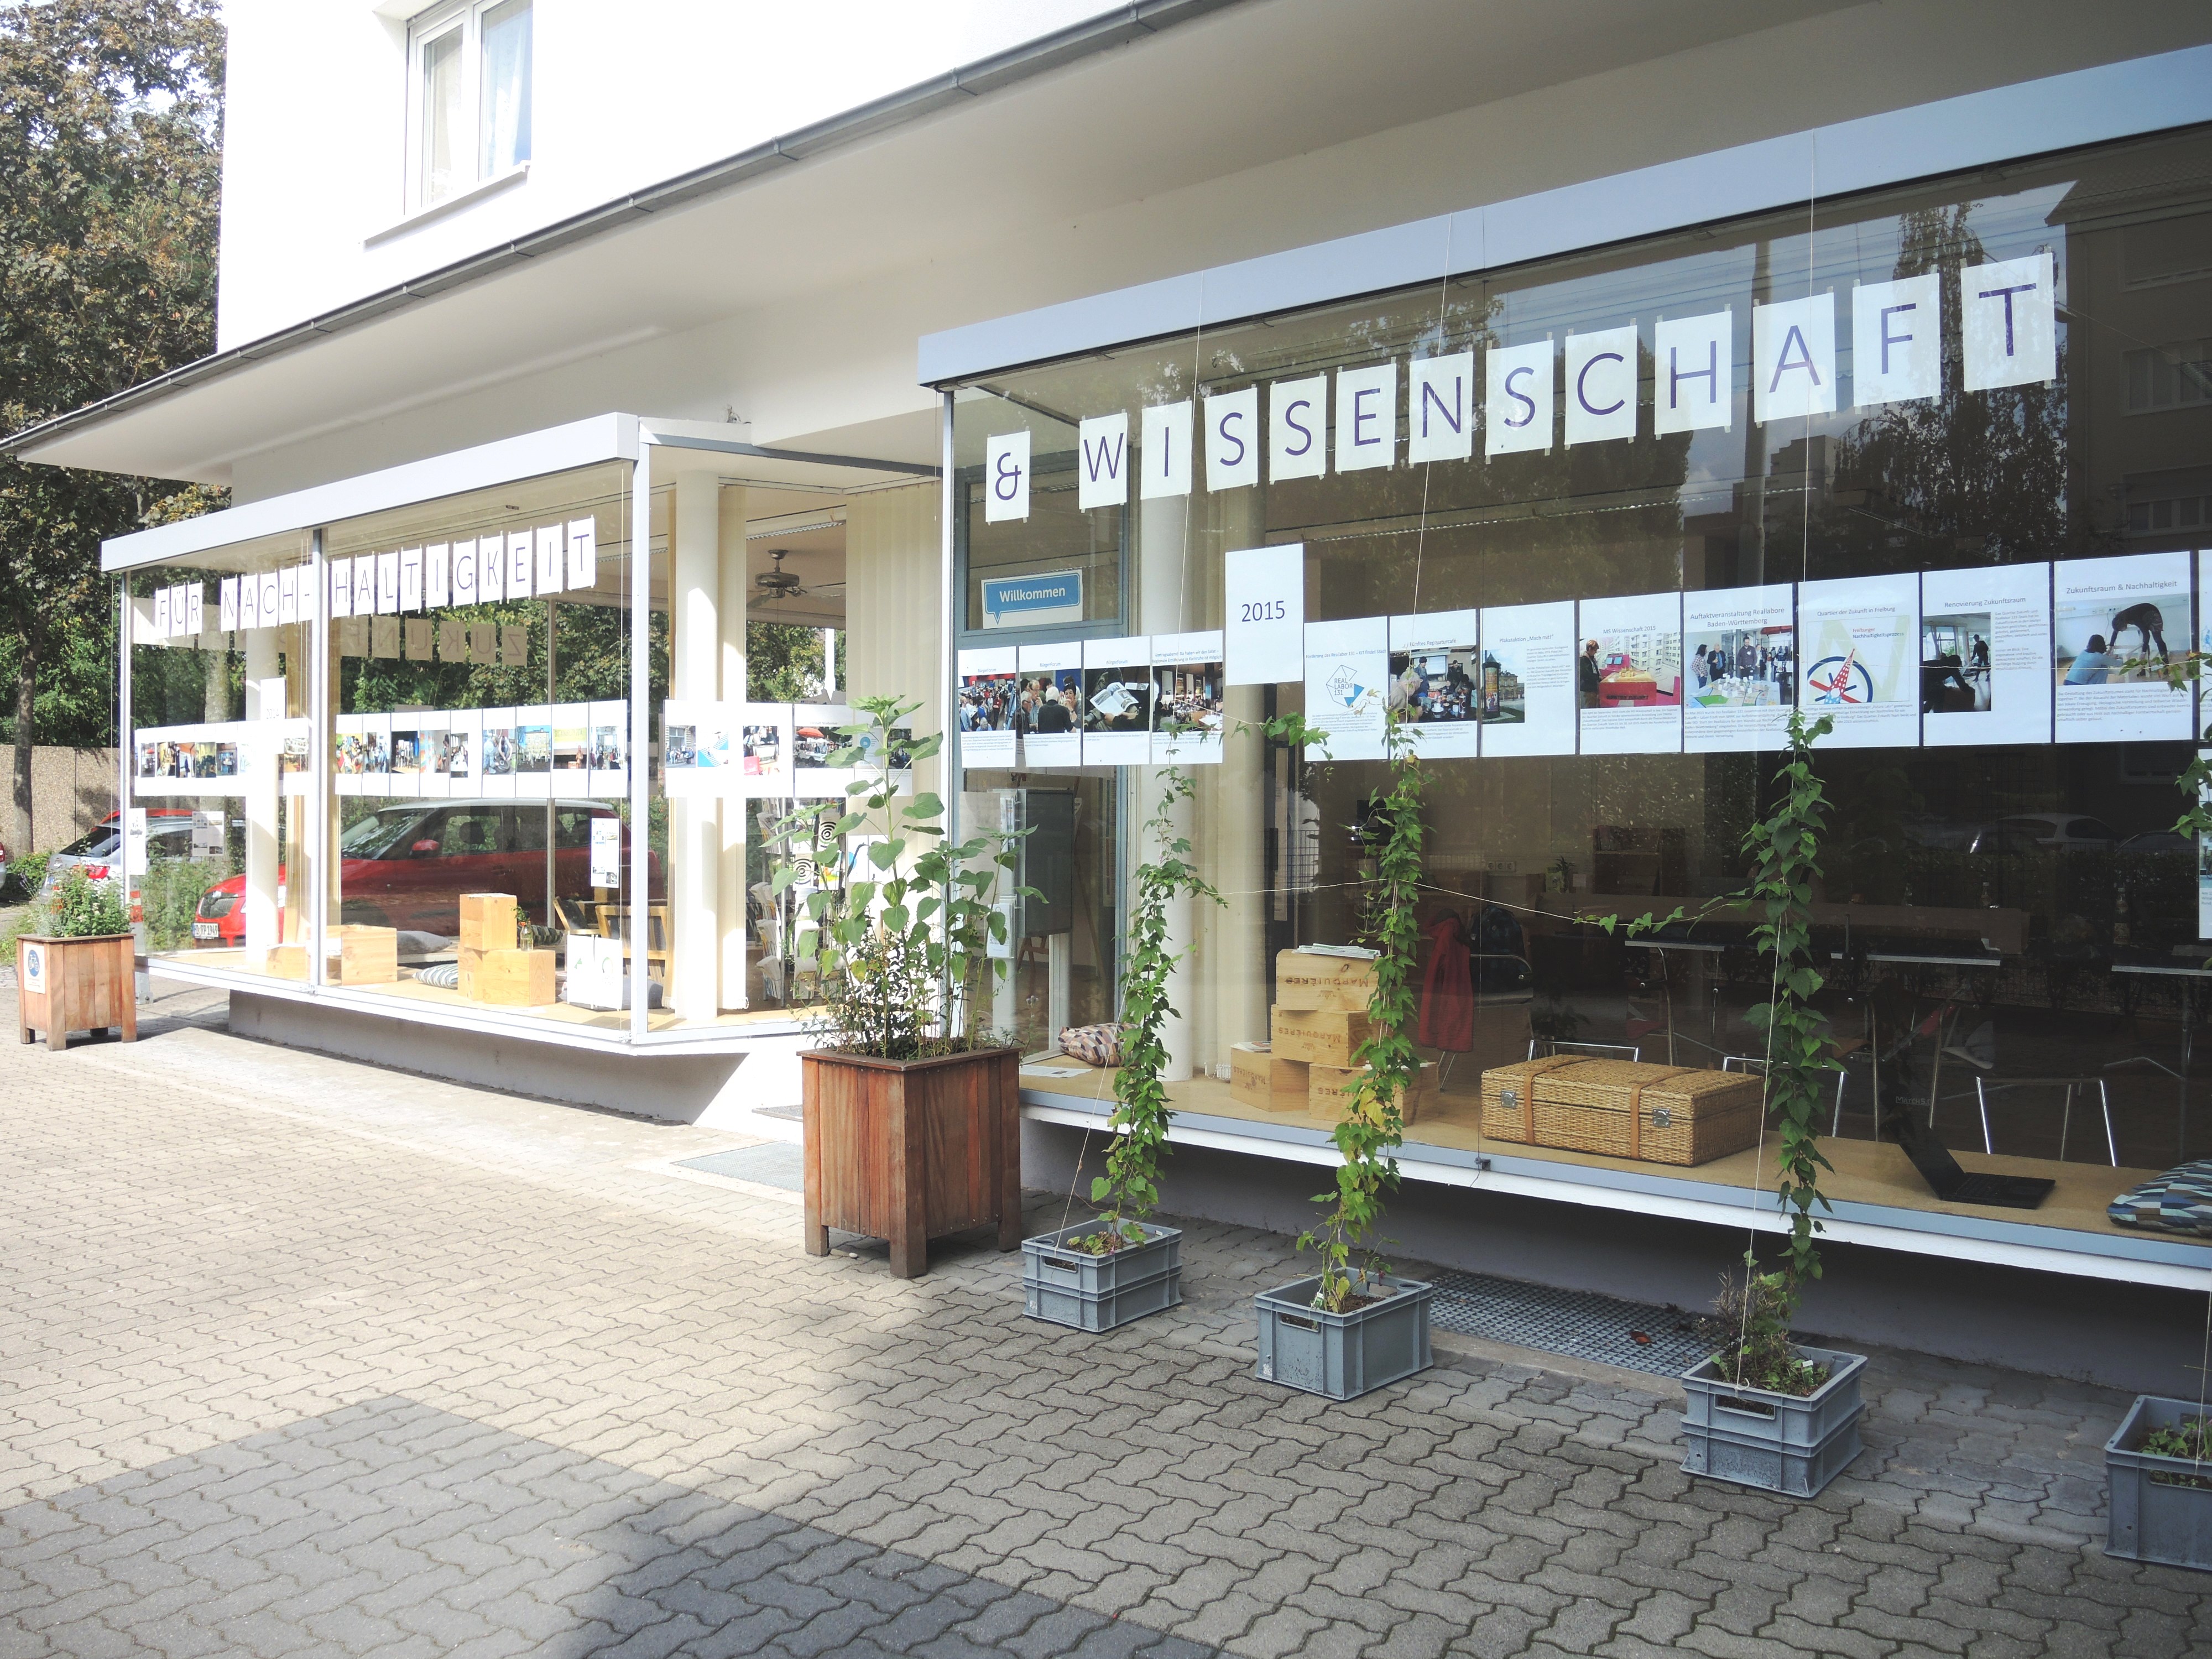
[14,867,137,1051]
[770,695,1032,1279]
[1024,760,1222,1330]
[1254,709,1435,1399]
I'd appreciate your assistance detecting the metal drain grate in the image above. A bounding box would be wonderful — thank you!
[1427,1270,1709,1378]
[677,1144,805,1191]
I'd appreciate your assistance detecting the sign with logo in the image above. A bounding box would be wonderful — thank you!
[979,571,1083,629]
[22,942,44,995]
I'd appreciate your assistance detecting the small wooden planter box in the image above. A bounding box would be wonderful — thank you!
[1022,1221,1182,1331]
[1255,1274,1433,1399]
[1680,1346,1866,1496]
[2106,1395,2212,1571]
[803,1046,1021,1279]
[16,934,136,1052]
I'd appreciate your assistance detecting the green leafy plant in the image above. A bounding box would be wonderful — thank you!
[48,867,128,938]
[1300,707,1422,1315]
[1068,761,1224,1255]
[6,850,49,896]
[139,854,232,952]
[766,695,1029,1058]
[1697,1255,1830,1396]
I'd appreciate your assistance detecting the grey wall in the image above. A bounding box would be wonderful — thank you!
[14,747,118,855]
[1025,1119,2207,1398]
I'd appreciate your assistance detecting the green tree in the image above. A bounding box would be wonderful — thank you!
[747,621,835,702]
[0,0,224,852]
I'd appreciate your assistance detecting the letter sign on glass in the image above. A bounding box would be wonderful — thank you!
[984,431,1030,523]
[534,525,563,593]
[1851,275,1939,406]
[1961,252,2056,393]
[425,542,450,608]
[1140,400,1192,500]
[1204,386,1259,492]
[259,570,282,631]
[1076,413,1127,511]
[185,585,204,636]
[566,518,596,589]
[296,559,317,622]
[278,564,299,625]
[1485,339,1553,456]
[507,530,534,601]
[1269,374,1326,482]
[375,550,401,614]
[478,534,504,603]
[1407,352,1473,463]
[1753,293,1836,425]
[399,546,424,612]
[1565,325,1637,446]
[1653,310,1732,434]
[1334,362,1396,473]
[220,575,239,632]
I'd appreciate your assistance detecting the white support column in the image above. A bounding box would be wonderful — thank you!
[717,483,749,1009]
[670,468,722,1020]
[243,625,281,956]
[1211,489,1268,1079]
[1138,493,1194,1082]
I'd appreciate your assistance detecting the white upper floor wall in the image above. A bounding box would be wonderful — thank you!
[216,0,1126,349]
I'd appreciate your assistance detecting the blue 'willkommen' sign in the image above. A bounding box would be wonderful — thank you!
[980,571,1083,628]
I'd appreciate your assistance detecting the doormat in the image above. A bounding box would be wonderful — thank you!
[1427,1269,1707,1378]
[677,1143,805,1192]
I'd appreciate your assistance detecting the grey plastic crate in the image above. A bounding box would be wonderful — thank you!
[1680,1346,1867,1496]
[2106,1395,2212,1571]
[1021,1222,1182,1332]
[1254,1275,1433,1400]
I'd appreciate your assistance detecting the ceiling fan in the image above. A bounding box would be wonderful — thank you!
[753,549,844,609]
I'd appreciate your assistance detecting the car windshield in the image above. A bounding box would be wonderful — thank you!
[56,826,119,857]
[340,808,432,860]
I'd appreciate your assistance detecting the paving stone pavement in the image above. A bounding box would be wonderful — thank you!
[3,988,2211,1658]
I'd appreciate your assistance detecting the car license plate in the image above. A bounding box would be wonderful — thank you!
[192,921,221,941]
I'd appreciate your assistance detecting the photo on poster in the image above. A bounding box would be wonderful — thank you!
[587,700,627,797]
[2200,750,2212,941]
[2054,551,2192,743]
[1302,618,1389,762]
[1016,640,1082,768]
[738,702,794,797]
[390,724,422,781]
[417,716,449,798]
[1798,573,1919,748]
[956,646,1019,767]
[792,703,859,799]
[1387,610,1480,759]
[479,711,518,800]
[440,714,477,785]
[1684,585,1796,753]
[1081,638,1153,766]
[1152,630,1225,764]
[1477,601,1577,758]
[1922,562,2051,747]
[552,708,589,774]
[1577,592,1683,755]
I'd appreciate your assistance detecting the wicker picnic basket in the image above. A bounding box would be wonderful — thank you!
[1479,1056,1765,1166]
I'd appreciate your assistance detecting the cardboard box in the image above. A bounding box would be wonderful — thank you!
[324,924,397,985]
[1310,1060,1439,1125]
[458,892,520,951]
[1271,1005,1371,1067]
[458,945,556,1005]
[1230,1042,1310,1114]
[1275,949,1377,1013]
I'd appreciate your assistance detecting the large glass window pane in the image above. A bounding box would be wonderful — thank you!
[418,24,464,206]
[479,0,532,178]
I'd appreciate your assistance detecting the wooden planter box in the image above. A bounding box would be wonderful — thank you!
[16,934,136,1052]
[802,1046,1021,1279]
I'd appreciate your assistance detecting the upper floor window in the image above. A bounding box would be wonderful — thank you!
[409,0,532,211]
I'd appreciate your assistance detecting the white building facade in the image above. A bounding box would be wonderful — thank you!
[18,0,2212,1388]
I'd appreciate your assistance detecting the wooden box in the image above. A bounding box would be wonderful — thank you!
[1271,1005,1371,1067]
[15,933,134,1052]
[1311,1060,1439,1125]
[325,925,397,985]
[457,945,556,1005]
[457,892,520,951]
[252,943,310,980]
[1479,1057,1764,1166]
[1230,1042,1310,1114]
[1275,949,1377,1013]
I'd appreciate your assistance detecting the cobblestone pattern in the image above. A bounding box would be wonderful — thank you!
[2,998,2210,1657]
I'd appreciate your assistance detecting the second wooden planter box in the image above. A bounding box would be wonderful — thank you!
[802,1045,1021,1279]
[15,933,135,1051]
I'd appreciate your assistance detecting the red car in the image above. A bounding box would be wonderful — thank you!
[194,798,660,946]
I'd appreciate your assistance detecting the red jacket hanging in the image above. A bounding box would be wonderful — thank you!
[1418,912,1474,1052]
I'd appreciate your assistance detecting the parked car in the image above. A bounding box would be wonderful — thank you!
[42,810,197,891]
[192,799,659,947]
[1980,813,2119,851]
[2117,829,2192,854]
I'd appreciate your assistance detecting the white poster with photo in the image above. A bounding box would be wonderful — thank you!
[737,702,794,798]
[479,707,519,799]
[1302,617,1388,763]
[437,709,479,791]
[588,699,628,797]
[1578,591,1683,755]
[512,703,554,800]
[2198,550,2212,744]
[589,816,622,891]
[2199,751,2212,941]
[1016,639,1083,768]
[1081,638,1153,766]
[1476,601,1577,757]
[552,705,591,786]
[956,645,1019,767]
[792,703,861,799]
[1798,573,1919,748]
[1152,630,1225,764]
[387,713,425,799]
[1387,610,1480,759]
[332,713,366,796]
[660,700,726,797]
[128,723,249,796]
[1922,562,2051,747]
[2055,551,2192,743]
[416,712,450,799]
[1684,585,1796,752]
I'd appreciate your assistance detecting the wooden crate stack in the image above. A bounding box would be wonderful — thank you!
[456,892,556,1006]
[1228,950,1437,1124]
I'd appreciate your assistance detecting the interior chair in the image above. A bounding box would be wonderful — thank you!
[596,903,672,985]
[1720,1053,1851,1136]
[1526,1039,1641,1062]
[1971,1074,2115,1165]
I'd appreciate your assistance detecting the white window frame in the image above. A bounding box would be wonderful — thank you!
[403,0,531,215]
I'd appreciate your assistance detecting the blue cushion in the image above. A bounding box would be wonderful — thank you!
[2109,1161,2212,1237]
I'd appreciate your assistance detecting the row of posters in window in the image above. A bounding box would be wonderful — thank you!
[333,705,629,798]
[662,702,915,799]
[956,633,1228,768]
[133,721,312,796]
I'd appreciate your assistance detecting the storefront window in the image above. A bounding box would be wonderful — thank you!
[950,126,2212,1254]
